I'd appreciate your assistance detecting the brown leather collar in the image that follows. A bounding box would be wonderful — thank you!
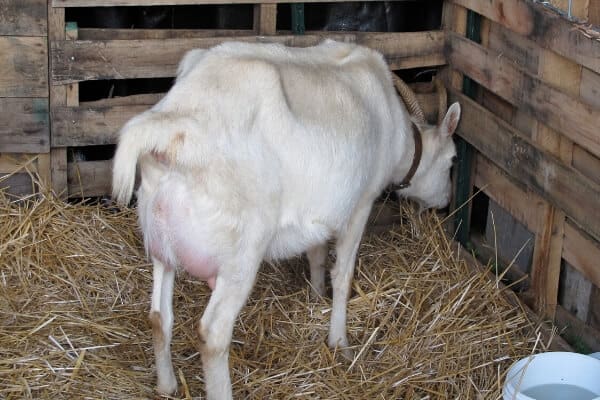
[389,121,422,191]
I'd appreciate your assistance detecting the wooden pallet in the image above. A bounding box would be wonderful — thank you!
[443,0,600,351]
[47,0,448,199]
[0,0,50,194]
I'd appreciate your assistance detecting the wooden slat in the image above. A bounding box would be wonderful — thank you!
[450,0,600,74]
[487,20,540,75]
[0,153,39,173]
[51,85,439,147]
[449,89,600,243]
[0,37,48,97]
[0,98,50,153]
[446,33,600,159]
[0,0,47,36]
[0,173,35,196]
[580,67,600,108]
[54,0,405,5]
[591,0,600,24]
[254,4,277,36]
[51,31,446,84]
[52,104,149,147]
[474,154,542,233]
[563,220,600,289]
[555,305,600,351]
[573,145,600,186]
[529,204,564,317]
[547,0,591,19]
[48,4,68,197]
[77,28,254,40]
[67,160,112,198]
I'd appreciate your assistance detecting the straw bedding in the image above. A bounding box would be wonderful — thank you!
[0,182,552,399]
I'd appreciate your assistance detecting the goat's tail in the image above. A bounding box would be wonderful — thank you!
[111,111,198,206]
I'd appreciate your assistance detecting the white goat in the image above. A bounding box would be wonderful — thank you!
[112,39,460,399]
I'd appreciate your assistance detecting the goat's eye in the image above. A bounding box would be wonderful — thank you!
[451,155,458,164]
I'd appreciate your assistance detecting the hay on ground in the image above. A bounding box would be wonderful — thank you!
[0,180,555,399]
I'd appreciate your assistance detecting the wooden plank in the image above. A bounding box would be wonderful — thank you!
[533,49,579,163]
[446,33,600,159]
[36,153,51,189]
[0,153,39,174]
[487,20,540,75]
[450,0,600,74]
[77,28,254,40]
[474,154,542,233]
[591,0,600,24]
[51,31,446,84]
[591,286,600,332]
[48,4,68,197]
[0,37,48,97]
[559,260,593,323]
[546,0,590,19]
[0,173,35,196]
[51,86,439,147]
[81,92,163,107]
[555,305,600,351]
[254,4,277,36]
[563,220,600,289]
[0,0,47,36]
[53,0,407,5]
[67,160,112,198]
[52,104,150,146]
[573,145,600,186]
[0,98,49,153]
[580,67,600,108]
[449,89,600,243]
[529,204,564,317]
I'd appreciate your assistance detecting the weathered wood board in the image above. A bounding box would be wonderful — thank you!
[51,31,446,84]
[449,0,600,74]
[449,89,600,243]
[447,33,600,159]
[0,98,50,153]
[0,37,48,97]
[0,0,47,36]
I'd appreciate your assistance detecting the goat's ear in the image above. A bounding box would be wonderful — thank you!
[440,102,461,137]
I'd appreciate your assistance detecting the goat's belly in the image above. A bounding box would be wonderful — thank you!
[141,179,220,289]
[266,221,331,260]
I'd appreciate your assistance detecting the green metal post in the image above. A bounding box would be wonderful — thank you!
[291,4,305,35]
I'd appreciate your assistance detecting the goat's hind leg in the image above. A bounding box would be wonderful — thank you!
[198,253,263,400]
[149,257,177,394]
[307,243,328,297]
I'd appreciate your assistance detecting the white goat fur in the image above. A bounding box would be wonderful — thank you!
[112,39,460,399]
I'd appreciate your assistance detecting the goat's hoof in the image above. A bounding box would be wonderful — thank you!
[328,338,354,361]
[339,347,354,361]
[157,375,178,396]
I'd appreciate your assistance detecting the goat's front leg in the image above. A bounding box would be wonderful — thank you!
[149,257,177,394]
[198,254,262,400]
[329,201,373,359]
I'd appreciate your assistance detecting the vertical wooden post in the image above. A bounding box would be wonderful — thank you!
[590,0,600,24]
[530,203,565,317]
[253,4,277,36]
[48,3,68,198]
[527,42,581,319]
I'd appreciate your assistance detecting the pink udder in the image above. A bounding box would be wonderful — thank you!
[145,184,220,290]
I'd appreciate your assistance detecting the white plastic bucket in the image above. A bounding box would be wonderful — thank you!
[503,352,600,400]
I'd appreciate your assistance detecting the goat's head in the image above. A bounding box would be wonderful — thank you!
[395,102,460,210]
